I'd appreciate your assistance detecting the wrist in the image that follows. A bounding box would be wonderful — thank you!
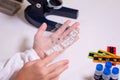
[33,47,46,59]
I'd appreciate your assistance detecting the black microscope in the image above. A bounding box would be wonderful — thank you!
[24,0,79,32]
[0,0,79,32]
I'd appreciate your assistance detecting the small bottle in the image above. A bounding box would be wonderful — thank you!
[110,67,119,80]
[105,61,112,69]
[94,64,103,80]
[102,68,111,80]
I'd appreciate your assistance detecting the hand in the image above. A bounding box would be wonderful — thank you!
[33,20,80,59]
[14,52,69,80]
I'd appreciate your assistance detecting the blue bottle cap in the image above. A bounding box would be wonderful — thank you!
[96,64,103,71]
[105,61,112,69]
[112,67,119,74]
[103,68,110,75]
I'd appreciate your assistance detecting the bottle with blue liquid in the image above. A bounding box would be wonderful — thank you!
[105,61,112,69]
[94,61,119,80]
[102,68,111,80]
[110,67,119,80]
[94,64,103,80]
[101,61,112,80]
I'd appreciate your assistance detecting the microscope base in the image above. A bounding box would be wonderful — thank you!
[24,5,79,31]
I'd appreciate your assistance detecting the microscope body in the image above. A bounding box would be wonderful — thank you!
[25,0,79,31]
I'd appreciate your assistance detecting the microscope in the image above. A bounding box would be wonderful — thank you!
[24,0,79,31]
[0,0,79,31]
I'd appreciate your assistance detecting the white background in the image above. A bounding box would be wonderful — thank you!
[0,0,120,80]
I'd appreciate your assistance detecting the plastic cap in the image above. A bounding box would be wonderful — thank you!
[112,67,119,74]
[96,64,103,71]
[103,68,110,75]
[105,61,112,69]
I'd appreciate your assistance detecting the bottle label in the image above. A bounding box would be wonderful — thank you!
[110,78,118,80]
[94,74,102,80]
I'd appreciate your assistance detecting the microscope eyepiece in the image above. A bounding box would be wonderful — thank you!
[47,0,62,9]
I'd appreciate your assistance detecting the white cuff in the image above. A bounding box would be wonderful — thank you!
[24,49,40,62]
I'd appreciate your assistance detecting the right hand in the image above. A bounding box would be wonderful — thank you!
[14,52,69,80]
[33,20,80,59]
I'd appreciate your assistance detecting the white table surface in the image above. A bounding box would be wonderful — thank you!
[0,0,120,80]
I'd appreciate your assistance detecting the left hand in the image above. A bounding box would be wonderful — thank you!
[14,52,69,80]
[33,20,80,59]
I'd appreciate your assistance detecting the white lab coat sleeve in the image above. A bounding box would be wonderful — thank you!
[0,49,40,80]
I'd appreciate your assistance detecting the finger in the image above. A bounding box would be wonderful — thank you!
[64,36,79,49]
[48,64,68,79]
[41,52,60,66]
[61,22,80,39]
[35,23,47,37]
[52,76,59,80]
[51,36,80,54]
[48,60,69,73]
[60,36,79,51]
[51,20,71,38]
[53,26,80,44]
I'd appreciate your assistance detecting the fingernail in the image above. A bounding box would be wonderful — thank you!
[63,60,69,64]
[42,23,46,25]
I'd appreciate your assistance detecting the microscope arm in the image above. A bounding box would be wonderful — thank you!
[46,6,78,19]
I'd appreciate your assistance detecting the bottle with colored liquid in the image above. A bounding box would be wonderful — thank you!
[105,61,112,69]
[94,64,103,80]
[102,68,111,80]
[110,67,119,80]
